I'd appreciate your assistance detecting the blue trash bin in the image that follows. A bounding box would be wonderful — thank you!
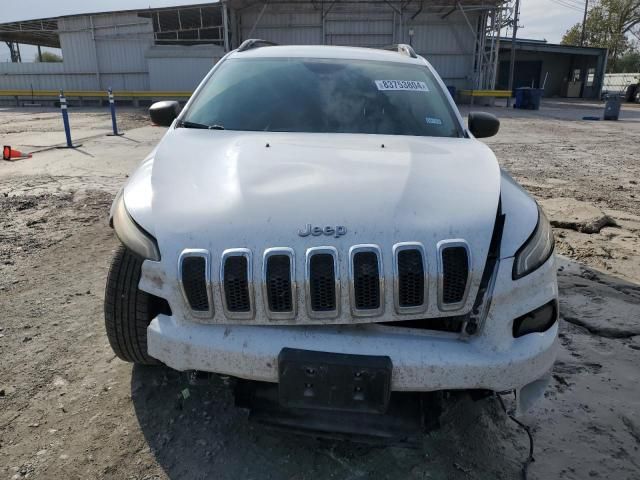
[515,87,543,110]
[514,88,528,109]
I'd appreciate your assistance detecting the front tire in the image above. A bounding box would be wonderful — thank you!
[104,245,159,364]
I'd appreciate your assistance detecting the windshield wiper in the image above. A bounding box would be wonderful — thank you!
[177,120,209,129]
[177,120,225,130]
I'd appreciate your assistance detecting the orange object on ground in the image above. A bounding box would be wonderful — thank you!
[2,146,32,160]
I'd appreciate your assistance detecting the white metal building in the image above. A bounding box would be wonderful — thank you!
[0,1,506,93]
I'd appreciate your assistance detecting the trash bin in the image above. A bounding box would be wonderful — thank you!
[514,88,528,109]
[528,88,543,110]
[515,87,543,110]
[624,84,638,102]
[604,95,622,121]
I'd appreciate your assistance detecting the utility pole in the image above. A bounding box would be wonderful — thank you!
[581,0,589,46]
[506,0,520,107]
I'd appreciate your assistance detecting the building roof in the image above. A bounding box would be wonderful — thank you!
[1,0,506,48]
[0,2,217,48]
[493,37,608,57]
[226,0,504,8]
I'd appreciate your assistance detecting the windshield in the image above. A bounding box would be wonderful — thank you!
[182,57,462,138]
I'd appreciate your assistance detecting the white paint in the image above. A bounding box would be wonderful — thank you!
[143,129,500,325]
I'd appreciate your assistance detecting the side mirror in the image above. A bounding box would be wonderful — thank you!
[468,112,500,138]
[149,101,181,127]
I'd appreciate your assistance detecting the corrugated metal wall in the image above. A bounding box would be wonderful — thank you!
[58,13,154,90]
[0,3,482,92]
[411,11,478,89]
[146,44,225,90]
[0,13,155,91]
[240,10,323,45]
[236,3,480,89]
[324,3,394,48]
[0,62,97,90]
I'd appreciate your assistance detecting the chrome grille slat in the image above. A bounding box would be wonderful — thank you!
[262,247,296,320]
[178,249,213,319]
[437,240,472,311]
[220,248,254,319]
[349,245,384,317]
[353,252,380,309]
[306,246,340,318]
[393,242,427,314]
[398,251,424,306]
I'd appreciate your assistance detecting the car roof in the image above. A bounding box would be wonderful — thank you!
[228,44,427,65]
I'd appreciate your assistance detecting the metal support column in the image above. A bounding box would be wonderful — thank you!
[507,0,520,107]
[247,2,268,39]
[222,2,231,52]
[89,16,101,90]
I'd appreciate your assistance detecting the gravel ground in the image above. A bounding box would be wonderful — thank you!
[0,101,639,480]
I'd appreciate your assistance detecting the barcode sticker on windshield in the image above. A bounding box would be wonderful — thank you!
[375,80,429,92]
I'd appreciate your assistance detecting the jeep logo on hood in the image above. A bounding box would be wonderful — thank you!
[298,224,347,238]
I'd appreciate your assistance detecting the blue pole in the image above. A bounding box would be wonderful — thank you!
[108,87,119,135]
[59,90,73,148]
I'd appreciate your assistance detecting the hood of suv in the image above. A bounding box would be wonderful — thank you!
[143,128,501,322]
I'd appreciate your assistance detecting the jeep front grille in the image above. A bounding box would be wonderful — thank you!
[221,249,254,319]
[178,249,212,318]
[438,241,471,311]
[178,239,473,324]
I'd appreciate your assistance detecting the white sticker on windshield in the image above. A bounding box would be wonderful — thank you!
[425,117,443,125]
[375,80,429,92]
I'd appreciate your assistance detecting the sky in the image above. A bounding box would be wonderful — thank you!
[0,0,587,62]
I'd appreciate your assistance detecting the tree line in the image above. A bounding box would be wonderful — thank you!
[561,0,640,72]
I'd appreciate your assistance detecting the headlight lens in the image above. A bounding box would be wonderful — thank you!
[513,206,554,279]
[111,190,160,261]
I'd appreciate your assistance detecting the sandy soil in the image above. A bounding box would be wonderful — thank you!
[475,101,640,284]
[1,102,639,480]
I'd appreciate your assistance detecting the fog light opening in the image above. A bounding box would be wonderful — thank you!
[512,301,558,338]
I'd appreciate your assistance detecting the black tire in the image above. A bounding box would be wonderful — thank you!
[104,245,159,364]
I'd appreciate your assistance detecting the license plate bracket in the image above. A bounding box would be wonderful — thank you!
[278,348,392,414]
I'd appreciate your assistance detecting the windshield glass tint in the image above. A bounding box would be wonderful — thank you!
[183,57,461,137]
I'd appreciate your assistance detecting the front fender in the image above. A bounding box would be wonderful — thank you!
[120,153,156,236]
[499,169,538,258]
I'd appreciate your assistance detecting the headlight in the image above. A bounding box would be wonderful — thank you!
[111,189,160,261]
[513,206,554,279]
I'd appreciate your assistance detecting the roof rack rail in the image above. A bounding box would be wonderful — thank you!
[382,44,418,59]
[237,39,278,52]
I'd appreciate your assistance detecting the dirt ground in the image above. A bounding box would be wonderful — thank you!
[1,101,639,480]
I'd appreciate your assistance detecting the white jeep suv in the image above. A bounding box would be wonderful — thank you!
[105,41,558,428]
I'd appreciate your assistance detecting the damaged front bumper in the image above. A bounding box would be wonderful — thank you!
[149,314,557,393]
[147,256,559,404]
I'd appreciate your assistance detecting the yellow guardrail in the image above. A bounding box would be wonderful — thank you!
[0,89,192,98]
[459,89,512,98]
